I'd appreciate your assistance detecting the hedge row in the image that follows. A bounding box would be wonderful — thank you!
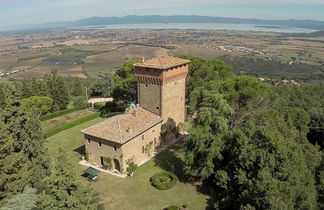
[44,112,100,138]
[40,106,90,121]
[150,172,178,190]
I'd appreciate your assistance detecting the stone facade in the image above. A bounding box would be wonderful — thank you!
[83,122,161,173]
[82,56,190,174]
[121,123,162,169]
[136,63,188,127]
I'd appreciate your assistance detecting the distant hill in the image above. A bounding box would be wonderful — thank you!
[3,15,324,33]
[73,16,324,30]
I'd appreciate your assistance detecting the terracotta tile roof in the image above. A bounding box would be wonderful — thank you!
[81,106,163,144]
[133,56,190,70]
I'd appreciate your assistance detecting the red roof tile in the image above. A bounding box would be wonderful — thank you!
[81,106,162,144]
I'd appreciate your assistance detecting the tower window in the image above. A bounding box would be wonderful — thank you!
[99,142,102,147]
[142,146,144,154]
[144,84,148,88]
[113,146,117,151]
[87,139,91,143]
[156,106,160,110]
[142,135,144,140]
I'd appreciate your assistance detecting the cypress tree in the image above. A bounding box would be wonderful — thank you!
[37,148,99,209]
[47,71,69,111]
[0,118,29,204]
[72,78,83,97]
[0,83,50,204]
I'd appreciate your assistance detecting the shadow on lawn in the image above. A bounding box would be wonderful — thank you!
[153,142,189,183]
[196,183,218,210]
[74,145,85,155]
[154,142,218,210]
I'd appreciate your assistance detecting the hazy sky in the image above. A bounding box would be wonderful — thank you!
[1,0,324,30]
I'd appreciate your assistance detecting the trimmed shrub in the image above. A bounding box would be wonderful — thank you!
[44,112,100,138]
[99,101,126,117]
[93,102,106,111]
[150,172,178,190]
[40,106,90,121]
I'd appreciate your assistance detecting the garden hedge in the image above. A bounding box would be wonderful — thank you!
[40,106,90,121]
[150,172,178,190]
[44,112,100,138]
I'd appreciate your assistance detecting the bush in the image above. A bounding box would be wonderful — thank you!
[102,157,112,170]
[44,112,100,138]
[84,150,89,161]
[93,102,106,111]
[40,106,90,121]
[126,161,138,175]
[150,172,178,190]
[100,101,125,113]
[72,96,88,108]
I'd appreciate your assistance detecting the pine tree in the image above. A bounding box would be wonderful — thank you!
[37,148,98,209]
[112,60,137,103]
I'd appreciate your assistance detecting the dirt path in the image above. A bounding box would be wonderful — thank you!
[88,97,113,104]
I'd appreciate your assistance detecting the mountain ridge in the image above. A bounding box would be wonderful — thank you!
[3,15,324,33]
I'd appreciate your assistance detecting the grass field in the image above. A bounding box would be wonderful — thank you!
[25,64,84,77]
[42,109,94,132]
[83,44,169,74]
[45,118,210,210]
[0,55,16,71]
[171,44,226,60]
[47,48,99,64]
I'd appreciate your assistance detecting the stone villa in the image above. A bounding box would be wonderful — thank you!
[81,56,190,173]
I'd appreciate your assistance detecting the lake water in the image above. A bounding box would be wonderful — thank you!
[89,23,318,33]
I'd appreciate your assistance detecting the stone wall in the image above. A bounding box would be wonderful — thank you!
[121,122,162,171]
[84,134,123,171]
[161,77,186,127]
[83,122,162,173]
[138,83,161,115]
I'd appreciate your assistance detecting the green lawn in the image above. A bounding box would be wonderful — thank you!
[45,118,210,210]
[42,108,94,132]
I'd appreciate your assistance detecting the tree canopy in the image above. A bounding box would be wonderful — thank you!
[112,60,137,103]
[37,148,99,209]
[0,83,50,205]
[21,96,53,118]
[181,56,322,209]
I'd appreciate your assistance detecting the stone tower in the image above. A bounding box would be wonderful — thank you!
[134,56,190,128]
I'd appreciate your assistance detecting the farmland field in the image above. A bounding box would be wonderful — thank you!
[1,29,324,82]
